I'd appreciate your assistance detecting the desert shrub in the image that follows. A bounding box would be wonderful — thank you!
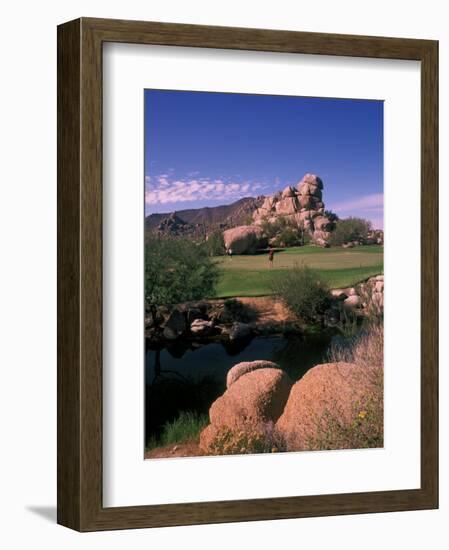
[159,411,209,447]
[223,298,256,323]
[260,216,288,238]
[328,217,372,246]
[204,230,226,256]
[208,420,286,455]
[271,263,330,323]
[145,235,219,310]
[273,226,301,247]
[305,325,384,450]
[261,216,309,247]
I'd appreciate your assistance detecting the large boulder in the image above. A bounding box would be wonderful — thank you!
[190,318,214,336]
[210,368,292,426]
[223,225,266,254]
[275,196,299,215]
[261,196,276,210]
[276,362,374,450]
[228,322,252,341]
[200,367,293,453]
[343,295,361,308]
[313,215,332,231]
[299,194,313,209]
[312,229,331,247]
[226,360,281,388]
[297,173,324,190]
[281,185,296,198]
[298,182,322,199]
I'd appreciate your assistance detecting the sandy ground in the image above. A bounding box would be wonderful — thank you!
[237,295,296,324]
[145,440,202,459]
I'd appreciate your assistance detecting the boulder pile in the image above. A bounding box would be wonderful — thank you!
[324,274,384,327]
[145,300,255,344]
[252,173,335,247]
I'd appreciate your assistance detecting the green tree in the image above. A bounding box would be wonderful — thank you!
[328,217,372,246]
[145,235,219,312]
[204,230,226,256]
[324,209,339,231]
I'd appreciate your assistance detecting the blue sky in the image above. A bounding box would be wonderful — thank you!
[144,90,383,229]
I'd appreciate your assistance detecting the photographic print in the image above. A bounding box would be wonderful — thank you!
[144,90,384,459]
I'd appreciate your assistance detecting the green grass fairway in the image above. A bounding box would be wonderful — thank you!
[214,245,383,297]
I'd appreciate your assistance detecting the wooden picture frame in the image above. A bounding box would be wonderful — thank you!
[57,17,438,531]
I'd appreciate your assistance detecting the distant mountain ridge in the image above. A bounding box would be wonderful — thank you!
[145,196,264,236]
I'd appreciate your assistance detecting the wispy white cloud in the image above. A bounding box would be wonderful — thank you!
[145,174,268,206]
[330,193,384,213]
[329,193,384,229]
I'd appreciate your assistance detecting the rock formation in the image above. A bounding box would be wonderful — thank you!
[252,173,334,246]
[155,212,196,237]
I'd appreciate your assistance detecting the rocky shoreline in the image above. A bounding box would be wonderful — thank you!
[145,273,383,349]
[145,296,302,349]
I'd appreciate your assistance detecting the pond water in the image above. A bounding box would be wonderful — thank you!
[145,330,343,444]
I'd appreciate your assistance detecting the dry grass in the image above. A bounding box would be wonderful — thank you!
[329,324,383,369]
[304,324,384,450]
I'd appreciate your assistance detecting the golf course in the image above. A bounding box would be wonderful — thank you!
[214,245,384,297]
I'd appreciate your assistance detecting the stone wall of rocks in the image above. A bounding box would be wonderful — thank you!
[145,300,257,345]
[252,173,334,247]
[326,274,384,326]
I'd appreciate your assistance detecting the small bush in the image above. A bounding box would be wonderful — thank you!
[159,411,209,447]
[271,263,330,323]
[208,420,286,455]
